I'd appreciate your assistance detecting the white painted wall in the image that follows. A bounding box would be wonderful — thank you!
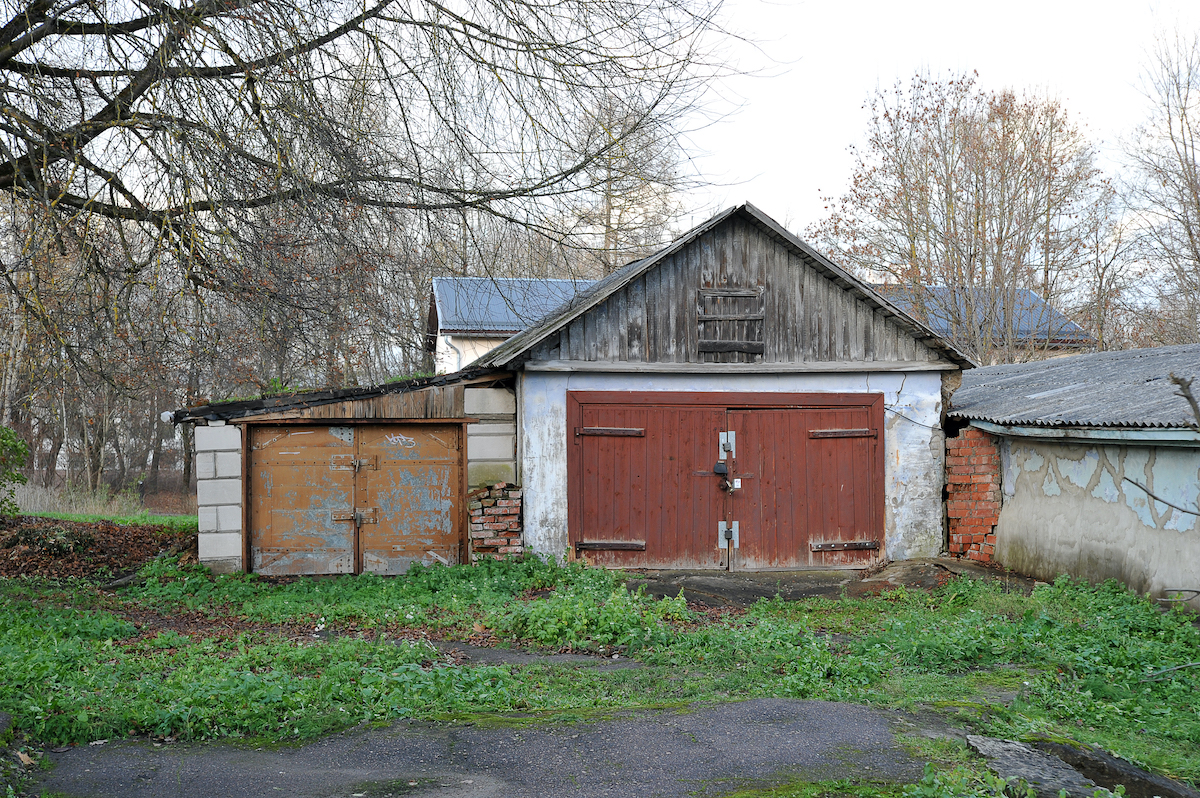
[517,370,945,564]
[996,438,1200,607]
[434,335,508,374]
[195,423,243,573]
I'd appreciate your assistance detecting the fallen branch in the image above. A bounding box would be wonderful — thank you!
[1140,661,1200,682]
[1122,477,1200,516]
[1170,373,1200,432]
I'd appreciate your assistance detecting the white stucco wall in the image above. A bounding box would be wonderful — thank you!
[517,370,946,564]
[434,335,508,374]
[995,438,1200,607]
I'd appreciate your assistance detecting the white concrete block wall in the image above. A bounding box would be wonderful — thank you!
[466,388,518,487]
[195,422,243,573]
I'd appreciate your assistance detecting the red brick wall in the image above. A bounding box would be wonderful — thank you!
[946,427,1001,562]
[468,482,524,562]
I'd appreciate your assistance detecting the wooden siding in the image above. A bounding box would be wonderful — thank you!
[238,384,465,424]
[528,217,942,365]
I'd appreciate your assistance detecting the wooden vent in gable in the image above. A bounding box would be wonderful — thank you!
[697,287,765,363]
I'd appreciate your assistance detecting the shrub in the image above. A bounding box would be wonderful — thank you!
[0,426,28,518]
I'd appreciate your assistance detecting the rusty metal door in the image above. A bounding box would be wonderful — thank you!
[572,404,726,568]
[250,426,357,574]
[728,407,880,569]
[357,424,462,574]
[250,424,462,576]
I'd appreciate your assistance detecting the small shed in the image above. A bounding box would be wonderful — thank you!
[948,344,1200,605]
[171,370,517,575]
[472,203,975,570]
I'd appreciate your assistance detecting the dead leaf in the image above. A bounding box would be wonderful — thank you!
[16,751,34,765]
[472,622,486,634]
[89,739,108,746]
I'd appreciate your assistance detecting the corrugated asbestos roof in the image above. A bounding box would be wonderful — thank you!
[472,203,976,369]
[877,286,1093,345]
[432,277,596,336]
[949,344,1200,428]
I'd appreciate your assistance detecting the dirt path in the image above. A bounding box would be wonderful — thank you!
[36,699,941,798]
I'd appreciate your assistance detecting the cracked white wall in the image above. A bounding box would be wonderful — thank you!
[517,371,945,563]
[996,438,1200,606]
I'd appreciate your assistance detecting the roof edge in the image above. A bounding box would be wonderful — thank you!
[474,203,976,370]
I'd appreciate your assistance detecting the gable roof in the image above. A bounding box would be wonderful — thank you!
[432,277,596,337]
[949,344,1200,428]
[877,286,1093,347]
[473,203,976,369]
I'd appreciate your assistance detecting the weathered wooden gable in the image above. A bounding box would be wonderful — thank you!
[527,214,945,366]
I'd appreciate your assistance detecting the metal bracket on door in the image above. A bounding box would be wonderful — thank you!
[718,430,736,460]
[717,520,739,549]
[354,456,378,471]
[331,508,378,527]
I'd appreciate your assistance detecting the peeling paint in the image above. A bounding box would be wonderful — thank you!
[994,438,1200,609]
[1057,451,1098,488]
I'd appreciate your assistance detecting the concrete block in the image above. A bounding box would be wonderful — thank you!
[199,531,243,560]
[195,425,241,452]
[216,504,243,532]
[465,388,515,416]
[204,557,243,575]
[468,423,517,437]
[215,451,242,478]
[197,478,242,506]
[468,461,516,488]
[467,435,515,460]
[198,506,218,533]
[196,452,216,480]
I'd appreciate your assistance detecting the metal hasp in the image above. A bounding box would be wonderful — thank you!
[810,540,879,552]
[576,427,645,437]
[718,520,740,549]
[718,430,736,460]
[809,428,876,439]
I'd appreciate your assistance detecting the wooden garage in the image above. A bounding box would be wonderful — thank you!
[174,371,513,575]
[471,203,975,568]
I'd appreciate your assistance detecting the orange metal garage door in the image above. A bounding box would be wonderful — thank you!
[249,424,463,575]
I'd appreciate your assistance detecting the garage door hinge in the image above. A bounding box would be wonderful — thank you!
[718,520,739,549]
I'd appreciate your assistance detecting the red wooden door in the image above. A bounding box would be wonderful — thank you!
[728,407,880,569]
[567,392,883,571]
[574,404,726,568]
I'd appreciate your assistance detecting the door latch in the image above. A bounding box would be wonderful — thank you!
[717,520,740,549]
[718,430,736,460]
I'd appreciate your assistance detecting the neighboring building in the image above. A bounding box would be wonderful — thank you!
[175,203,976,575]
[947,344,1200,607]
[472,203,973,569]
[878,285,1094,358]
[427,277,594,373]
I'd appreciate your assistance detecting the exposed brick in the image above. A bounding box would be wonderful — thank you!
[498,546,524,554]
[483,522,512,531]
[469,529,492,539]
[497,499,521,507]
[482,537,506,546]
[480,498,496,507]
[985,534,996,545]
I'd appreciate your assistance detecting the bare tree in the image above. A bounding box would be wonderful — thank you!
[810,73,1104,364]
[1127,31,1200,344]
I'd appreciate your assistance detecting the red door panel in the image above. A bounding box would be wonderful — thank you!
[575,404,726,568]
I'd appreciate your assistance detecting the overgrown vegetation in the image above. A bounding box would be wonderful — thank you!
[0,426,28,518]
[1,558,1197,789]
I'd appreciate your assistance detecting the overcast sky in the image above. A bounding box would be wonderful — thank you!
[681,0,1200,234]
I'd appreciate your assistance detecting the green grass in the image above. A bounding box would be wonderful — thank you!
[23,511,198,532]
[1,558,1197,788]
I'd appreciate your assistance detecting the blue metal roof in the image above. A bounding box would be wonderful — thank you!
[431,277,596,336]
[877,286,1092,346]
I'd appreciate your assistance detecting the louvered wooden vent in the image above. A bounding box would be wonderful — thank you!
[697,287,765,363]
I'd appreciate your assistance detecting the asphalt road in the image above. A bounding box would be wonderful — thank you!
[36,699,931,798]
